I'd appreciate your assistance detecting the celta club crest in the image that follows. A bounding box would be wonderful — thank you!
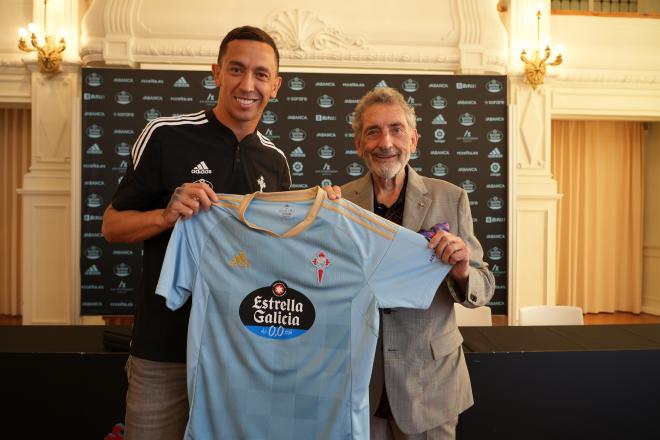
[257,175,266,192]
[311,251,331,284]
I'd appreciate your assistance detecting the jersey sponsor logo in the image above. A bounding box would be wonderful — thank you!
[311,252,331,284]
[229,251,250,268]
[239,281,315,340]
[191,161,212,174]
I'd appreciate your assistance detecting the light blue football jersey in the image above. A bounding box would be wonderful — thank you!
[156,187,451,440]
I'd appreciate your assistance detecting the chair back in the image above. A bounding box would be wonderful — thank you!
[454,303,492,326]
[518,305,584,326]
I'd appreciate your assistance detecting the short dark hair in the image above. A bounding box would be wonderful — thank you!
[217,26,280,69]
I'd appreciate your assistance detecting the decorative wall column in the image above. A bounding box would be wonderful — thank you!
[18,0,81,324]
[507,0,561,324]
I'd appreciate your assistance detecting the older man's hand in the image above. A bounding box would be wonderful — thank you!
[321,185,342,200]
[428,230,470,286]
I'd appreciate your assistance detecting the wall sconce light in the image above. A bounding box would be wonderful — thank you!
[520,2,563,89]
[18,0,67,75]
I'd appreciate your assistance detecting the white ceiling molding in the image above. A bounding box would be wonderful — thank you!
[80,0,508,73]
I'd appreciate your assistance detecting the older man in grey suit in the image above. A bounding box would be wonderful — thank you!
[325,87,494,439]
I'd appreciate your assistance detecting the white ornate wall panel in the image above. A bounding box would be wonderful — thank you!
[514,203,557,323]
[549,14,660,120]
[20,196,72,324]
[80,0,508,72]
[551,85,660,120]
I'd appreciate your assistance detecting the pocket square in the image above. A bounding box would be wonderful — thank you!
[418,222,450,241]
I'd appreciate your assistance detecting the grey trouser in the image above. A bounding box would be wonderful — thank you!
[124,355,188,440]
[371,415,458,440]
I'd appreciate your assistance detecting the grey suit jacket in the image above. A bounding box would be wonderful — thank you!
[342,166,495,434]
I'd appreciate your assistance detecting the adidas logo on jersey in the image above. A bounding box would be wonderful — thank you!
[191,161,212,174]
[229,251,250,268]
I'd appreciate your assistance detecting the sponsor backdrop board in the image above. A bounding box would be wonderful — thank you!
[81,68,507,315]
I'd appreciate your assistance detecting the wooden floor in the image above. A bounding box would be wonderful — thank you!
[2,312,660,326]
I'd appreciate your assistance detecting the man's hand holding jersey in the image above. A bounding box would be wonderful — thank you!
[321,184,469,290]
[163,182,219,225]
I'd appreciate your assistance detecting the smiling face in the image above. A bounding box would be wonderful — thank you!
[212,39,282,138]
[356,103,419,181]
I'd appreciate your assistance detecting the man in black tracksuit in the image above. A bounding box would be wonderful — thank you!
[102,26,289,439]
